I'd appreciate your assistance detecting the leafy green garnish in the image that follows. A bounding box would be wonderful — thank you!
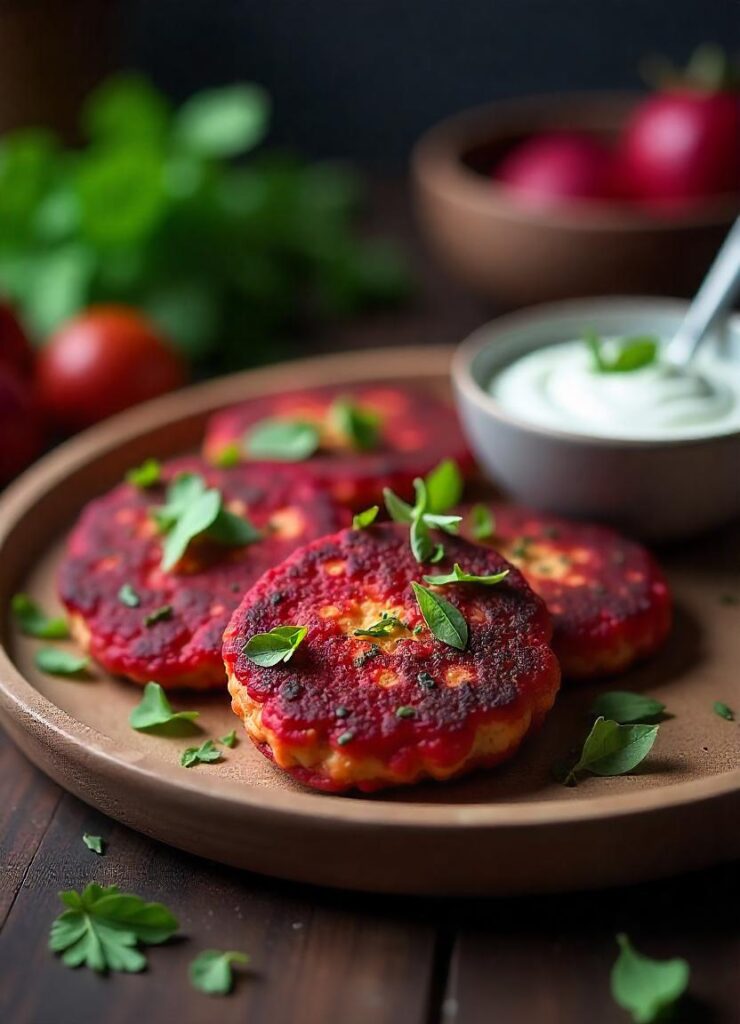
[82,834,104,855]
[189,949,250,996]
[48,883,179,973]
[611,933,690,1023]
[174,84,269,158]
[35,647,90,676]
[12,594,69,639]
[118,583,141,608]
[352,505,379,530]
[181,739,222,768]
[143,605,173,627]
[385,478,463,565]
[422,563,509,587]
[243,625,308,666]
[590,692,666,725]
[395,705,416,719]
[411,582,468,650]
[219,729,238,748]
[129,681,200,733]
[561,718,659,786]
[470,503,494,541]
[713,700,734,721]
[353,612,407,638]
[585,330,659,374]
[330,397,380,451]
[425,459,464,514]
[246,418,320,461]
[126,458,162,489]
[212,443,241,468]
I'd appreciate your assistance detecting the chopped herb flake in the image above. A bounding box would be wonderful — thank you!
[118,583,141,608]
[12,594,69,639]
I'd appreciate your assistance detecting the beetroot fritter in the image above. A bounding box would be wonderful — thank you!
[459,504,672,680]
[224,522,560,793]
[203,384,473,508]
[58,458,348,689]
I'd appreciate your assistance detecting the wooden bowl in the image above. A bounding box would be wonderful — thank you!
[411,94,740,307]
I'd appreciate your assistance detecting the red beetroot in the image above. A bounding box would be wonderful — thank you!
[494,132,616,208]
[0,363,43,484]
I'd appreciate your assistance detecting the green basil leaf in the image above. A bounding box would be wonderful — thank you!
[12,594,69,639]
[423,563,509,587]
[564,718,659,785]
[211,443,241,468]
[126,458,162,489]
[586,330,659,374]
[82,74,170,146]
[244,625,308,667]
[611,933,690,1023]
[353,505,379,530]
[118,583,141,608]
[713,700,734,721]
[161,489,222,570]
[174,84,270,158]
[35,647,90,676]
[383,487,414,523]
[180,739,222,768]
[353,613,407,638]
[206,509,262,546]
[247,419,320,461]
[129,681,199,733]
[219,730,238,748]
[425,459,463,513]
[330,397,380,451]
[153,472,207,531]
[189,949,250,996]
[76,146,165,246]
[591,692,666,724]
[82,834,105,855]
[411,582,468,650]
[470,503,495,541]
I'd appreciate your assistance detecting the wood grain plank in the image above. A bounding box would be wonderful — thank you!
[442,864,740,1023]
[0,729,62,927]
[0,790,437,1024]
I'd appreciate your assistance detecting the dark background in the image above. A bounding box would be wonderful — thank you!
[119,0,740,164]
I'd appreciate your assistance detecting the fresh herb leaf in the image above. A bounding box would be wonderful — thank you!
[180,739,222,768]
[337,730,354,745]
[129,681,200,733]
[330,397,380,451]
[383,487,414,523]
[153,472,206,532]
[35,648,90,676]
[590,692,666,725]
[470,503,494,541]
[219,729,238,748]
[244,625,308,666]
[586,330,659,374]
[713,701,734,721]
[411,582,468,650]
[174,83,269,159]
[126,458,162,489]
[395,705,416,719]
[423,563,509,587]
[49,883,179,973]
[611,933,690,1023]
[118,583,141,608]
[160,488,222,570]
[82,834,104,855]
[562,718,659,786]
[144,605,173,627]
[425,459,463,514]
[353,612,407,638]
[212,443,241,468]
[189,949,250,996]
[206,508,262,547]
[247,418,320,461]
[352,505,379,530]
[12,594,69,639]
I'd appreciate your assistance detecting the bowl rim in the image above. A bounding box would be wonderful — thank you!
[412,92,740,232]
[452,296,740,450]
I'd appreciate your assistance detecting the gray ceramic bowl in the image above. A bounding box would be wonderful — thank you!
[452,298,740,540]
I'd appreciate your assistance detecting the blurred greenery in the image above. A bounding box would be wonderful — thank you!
[0,75,411,370]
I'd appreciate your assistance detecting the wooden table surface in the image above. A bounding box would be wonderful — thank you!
[1,180,738,1024]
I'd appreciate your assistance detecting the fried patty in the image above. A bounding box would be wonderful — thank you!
[459,504,672,680]
[203,384,473,508]
[224,522,560,792]
[58,458,348,689]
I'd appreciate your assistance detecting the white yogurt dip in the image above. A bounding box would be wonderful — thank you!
[489,338,740,440]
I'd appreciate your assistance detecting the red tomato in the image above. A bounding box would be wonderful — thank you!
[494,132,616,208]
[37,306,186,430]
[618,90,740,206]
[0,302,34,378]
[0,363,44,483]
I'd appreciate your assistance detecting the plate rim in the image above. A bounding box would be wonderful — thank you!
[1,345,738,836]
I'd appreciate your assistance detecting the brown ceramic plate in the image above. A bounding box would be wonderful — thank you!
[1,348,739,895]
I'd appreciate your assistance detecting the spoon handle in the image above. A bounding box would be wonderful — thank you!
[666,216,740,367]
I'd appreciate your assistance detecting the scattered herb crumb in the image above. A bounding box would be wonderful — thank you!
[12,594,69,639]
[82,834,105,855]
[181,739,222,768]
[189,949,250,996]
[118,583,141,608]
[35,648,90,676]
[219,730,238,748]
[337,730,354,746]
[395,705,416,719]
[144,605,173,627]
[713,701,734,721]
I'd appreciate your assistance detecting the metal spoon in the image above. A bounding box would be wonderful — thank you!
[665,216,740,368]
